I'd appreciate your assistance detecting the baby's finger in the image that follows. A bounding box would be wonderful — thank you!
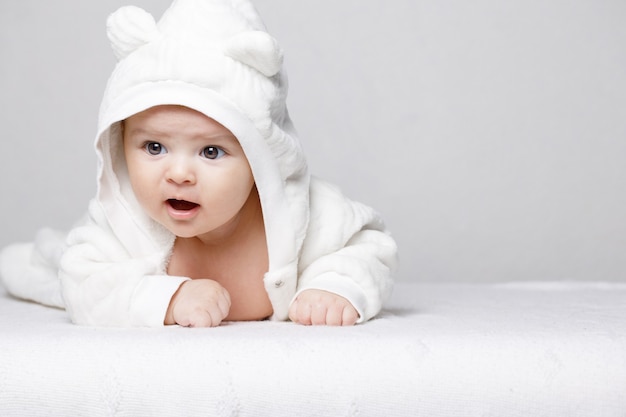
[310,303,328,326]
[292,300,313,325]
[341,305,359,326]
[324,305,344,326]
[217,290,232,318]
[288,299,299,323]
[187,309,216,328]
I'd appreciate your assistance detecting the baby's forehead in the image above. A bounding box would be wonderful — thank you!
[127,105,218,124]
[124,105,239,141]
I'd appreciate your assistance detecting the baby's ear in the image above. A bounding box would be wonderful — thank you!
[223,31,283,77]
[107,6,159,60]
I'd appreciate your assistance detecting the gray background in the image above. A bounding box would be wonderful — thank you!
[1,0,625,283]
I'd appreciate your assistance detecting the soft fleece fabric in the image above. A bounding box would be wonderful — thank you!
[0,0,397,326]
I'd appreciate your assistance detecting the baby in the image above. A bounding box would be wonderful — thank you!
[0,0,397,327]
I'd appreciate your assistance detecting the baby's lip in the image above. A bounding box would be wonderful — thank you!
[167,199,200,211]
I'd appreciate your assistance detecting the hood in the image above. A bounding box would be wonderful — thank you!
[95,0,310,272]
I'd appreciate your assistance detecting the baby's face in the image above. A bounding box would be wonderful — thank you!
[123,105,255,241]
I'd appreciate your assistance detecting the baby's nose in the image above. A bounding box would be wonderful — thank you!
[166,159,196,184]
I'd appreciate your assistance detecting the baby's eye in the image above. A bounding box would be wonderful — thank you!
[145,142,166,155]
[202,146,225,160]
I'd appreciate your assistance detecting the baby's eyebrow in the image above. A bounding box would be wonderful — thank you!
[123,124,240,146]
[199,133,240,145]
[124,126,158,137]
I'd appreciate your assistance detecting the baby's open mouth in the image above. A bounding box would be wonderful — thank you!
[167,199,200,211]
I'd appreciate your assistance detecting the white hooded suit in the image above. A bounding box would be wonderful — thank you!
[0,0,397,326]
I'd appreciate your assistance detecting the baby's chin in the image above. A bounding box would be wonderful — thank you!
[147,216,201,239]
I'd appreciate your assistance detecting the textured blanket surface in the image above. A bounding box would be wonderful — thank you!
[1,281,625,416]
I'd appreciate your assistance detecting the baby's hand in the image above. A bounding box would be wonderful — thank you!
[289,289,359,326]
[165,279,231,327]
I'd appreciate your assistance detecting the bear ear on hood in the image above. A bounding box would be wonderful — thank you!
[107,6,159,61]
[223,30,283,77]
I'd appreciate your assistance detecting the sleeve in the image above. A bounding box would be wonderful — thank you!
[295,178,398,323]
[0,228,66,309]
[59,200,189,327]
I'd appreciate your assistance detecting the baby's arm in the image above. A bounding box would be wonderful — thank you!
[289,289,358,326]
[295,179,397,324]
[60,200,187,327]
[164,279,231,327]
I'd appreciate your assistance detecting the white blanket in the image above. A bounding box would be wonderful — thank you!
[1,281,625,416]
